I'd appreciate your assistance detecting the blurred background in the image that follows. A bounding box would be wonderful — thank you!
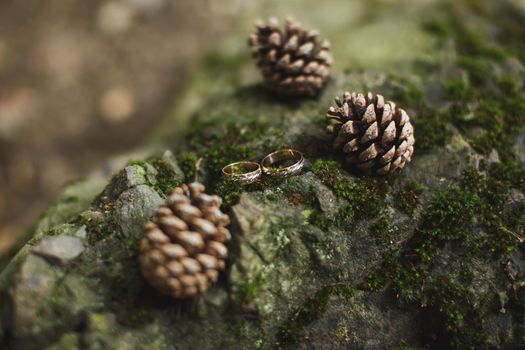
[0,0,246,255]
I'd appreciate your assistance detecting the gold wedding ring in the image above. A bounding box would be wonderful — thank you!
[222,161,262,184]
[261,149,304,177]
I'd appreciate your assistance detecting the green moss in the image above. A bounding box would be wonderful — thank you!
[433,3,525,159]
[362,215,404,292]
[237,279,262,304]
[448,2,508,63]
[420,1,525,162]
[423,19,452,39]
[414,109,452,151]
[389,76,425,108]
[416,2,525,156]
[213,180,245,211]
[424,274,489,348]
[447,77,523,159]
[389,186,480,305]
[455,29,507,61]
[214,178,271,211]
[110,158,182,196]
[272,228,290,250]
[115,305,155,328]
[92,171,121,204]
[80,166,142,243]
[177,152,198,181]
[384,186,489,346]
[275,177,317,206]
[457,56,490,85]
[443,79,471,101]
[497,77,525,128]
[422,185,479,240]
[311,159,387,221]
[310,159,339,183]
[148,158,183,195]
[368,215,394,243]
[187,120,269,182]
[176,118,286,213]
[363,267,389,292]
[81,207,119,245]
[461,164,525,256]
[205,141,255,174]
[478,2,525,62]
[451,78,525,159]
[367,161,525,347]
[368,216,389,236]
[276,284,356,349]
[78,155,184,243]
[26,224,78,242]
[395,179,424,215]
[306,210,338,231]
[236,264,274,304]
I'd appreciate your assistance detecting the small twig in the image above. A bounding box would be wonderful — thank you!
[501,226,524,243]
[193,157,203,183]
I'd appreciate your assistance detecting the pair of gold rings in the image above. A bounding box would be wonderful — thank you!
[222,149,304,184]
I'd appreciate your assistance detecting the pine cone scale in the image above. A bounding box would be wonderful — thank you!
[381,147,396,164]
[161,244,187,259]
[166,260,183,275]
[382,121,396,144]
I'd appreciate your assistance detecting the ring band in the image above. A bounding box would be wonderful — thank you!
[222,161,262,184]
[261,149,304,177]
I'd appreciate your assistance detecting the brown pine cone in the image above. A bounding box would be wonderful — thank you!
[248,17,332,97]
[325,92,415,175]
[139,182,231,298]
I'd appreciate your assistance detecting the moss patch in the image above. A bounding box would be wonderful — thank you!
[395,179,424,215]
[276,284,356,349]
[147,158,183,195]
[366,160,525,347]
[177,152,198,182]
[310,159,388,221]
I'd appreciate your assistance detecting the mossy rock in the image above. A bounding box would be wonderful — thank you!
[1,0,525,349]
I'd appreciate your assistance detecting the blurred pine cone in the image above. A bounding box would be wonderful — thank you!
[248,17,332,97]
[139,183,231,298]
[326,92,415,175]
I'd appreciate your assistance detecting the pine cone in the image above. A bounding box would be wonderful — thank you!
[139,183,231,298]
[248,17,332,97]
[325,92,415,175]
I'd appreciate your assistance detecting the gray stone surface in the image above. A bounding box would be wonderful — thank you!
[9,254,60,341]
[114,185,164,238]
[516,132,525,164]
[32,235,84,266]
